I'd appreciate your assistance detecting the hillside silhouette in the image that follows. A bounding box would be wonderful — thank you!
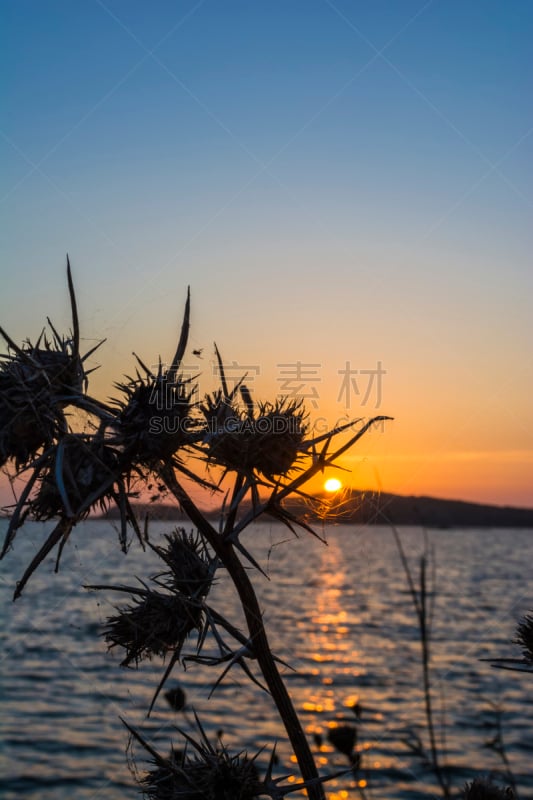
[102,490,533,528]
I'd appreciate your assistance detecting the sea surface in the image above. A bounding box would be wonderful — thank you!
[1,520,533,799]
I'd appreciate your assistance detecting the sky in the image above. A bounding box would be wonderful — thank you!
[1,0,532,508]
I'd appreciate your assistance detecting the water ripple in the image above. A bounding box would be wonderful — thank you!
[1,521,533,798]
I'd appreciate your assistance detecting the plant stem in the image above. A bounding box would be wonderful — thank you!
[390,525,449,798]
[419,556,449,798]
[161,465,326,800]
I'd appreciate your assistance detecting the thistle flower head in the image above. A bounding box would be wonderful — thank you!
[151,528,213,596]
[31,433,120,520]
[0,356,60,468]
[201,392,307,481]
[112,365,196,467]
[142,747,261,800]
[253,398,307,478]
[514,612,533,663]
[104,588,202,667]
[110,289,201,469]
[462,777,514,799]
[1,332,83,396]
[0,260,97,468]
[97,528,213,703]
[128,719,263,800]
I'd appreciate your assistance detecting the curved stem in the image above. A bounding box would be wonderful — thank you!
[160,465,325,800]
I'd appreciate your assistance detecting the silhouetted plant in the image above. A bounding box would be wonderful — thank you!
[327,725,357,761]
[126,716,264,800]
[514,614,533,664]
[462,776,515,799]
[488,611,533,675]
[1,259,390,800]
[482,702,518,798]
[385,522,451,798]
[0,260,86,468]
[383,519,522,799]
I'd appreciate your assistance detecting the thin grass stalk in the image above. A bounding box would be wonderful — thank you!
[419,555,449,798]
[391,524,450,798]
[486,703,519,799]
[159,464,326,800]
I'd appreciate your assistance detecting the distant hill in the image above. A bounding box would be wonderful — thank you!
[102,490,533,528]
[296,490,533,528]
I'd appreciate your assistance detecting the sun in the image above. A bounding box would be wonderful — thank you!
[324,478,343,493]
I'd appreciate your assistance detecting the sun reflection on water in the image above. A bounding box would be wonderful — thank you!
[299,532,364,795]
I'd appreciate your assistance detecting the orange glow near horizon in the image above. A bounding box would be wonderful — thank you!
[0,358,531,510]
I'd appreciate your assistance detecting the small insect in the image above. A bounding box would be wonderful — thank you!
[192,348,203,358]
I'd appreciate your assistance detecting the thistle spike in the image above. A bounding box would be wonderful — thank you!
[167,286,190,384]
[66,255,79,358]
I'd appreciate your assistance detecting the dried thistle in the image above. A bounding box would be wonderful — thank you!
[0,357,63,468]
[104,586,204,667]
[100,530,214,672]
[250,399,307,479]
[149,528,213,596]
[1,430,144,598]
[202,391,306,481]
[141,745,262,800]
[30,434,120,521]
[109,289,201,468]
[88,529,215,710]
[112,366,196,467]
[0,431,130,597]
[462,777,515,799]
[0,260,138,597]
[514,612,533,663]
[126,717,263,800]
[0,258,98,468]
[2,272,393,800]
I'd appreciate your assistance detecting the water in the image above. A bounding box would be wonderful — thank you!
[1,520,533,799]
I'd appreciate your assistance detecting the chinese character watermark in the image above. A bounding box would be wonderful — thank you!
[212,360,261,395]
[147,363,201,409]
[276,362,321,408]
[337,360,386,409]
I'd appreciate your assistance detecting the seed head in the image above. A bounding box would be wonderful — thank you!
[141,742,262,800]
[31,434,120,520]
[112,368,196,468]
[104,588,203,667]
[202,394,306,481]
[514,612,533,663]
[461,778,515,800]
[462,777,515,799]
[152,528,213,597]
[0,259,95,468]
[0,338,84,468]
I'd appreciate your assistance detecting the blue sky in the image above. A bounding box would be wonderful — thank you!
[2,1,532,505]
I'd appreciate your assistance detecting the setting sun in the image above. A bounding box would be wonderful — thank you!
[324,478,343,493]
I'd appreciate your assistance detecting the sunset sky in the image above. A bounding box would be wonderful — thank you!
[2,1,532,508]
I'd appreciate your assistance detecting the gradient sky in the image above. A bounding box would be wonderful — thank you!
[2,1,532,507]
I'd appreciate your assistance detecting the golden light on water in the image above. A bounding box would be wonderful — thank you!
[324,477,342,492]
